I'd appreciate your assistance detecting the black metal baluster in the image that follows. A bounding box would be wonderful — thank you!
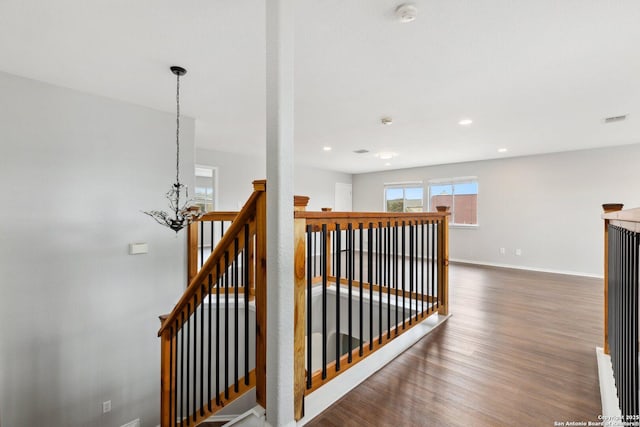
[244,225,250,385]
[192,294,197,422]
[208,273,213,412]
[200,285,205,417]
[414,222,419,322]
[368,224,373,349]
[306,225,313,388]
[394,222,399,334]
[347,223,353,363]
[402,221,406,329]
[622,228,627,414]
[386,222,391,339]
[234,238,239,393]
[378,222,383,344]
[432,221,436,310]
[335,224,341,371]
[421,221,425,317]
[409,221,414,325]
[186,305,190,425]
[210,220,214,259]
[215,265,220,405]
[632,232,639,416]
[359,223,364,356]
[224,252,229,399]
[426,221,431,314]
[321,223,328,379]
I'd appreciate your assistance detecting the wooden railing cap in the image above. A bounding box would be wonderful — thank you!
[253,179,266,191]
[294,195,310,207]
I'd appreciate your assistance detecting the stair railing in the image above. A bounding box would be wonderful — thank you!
[602,205,640,418]
[158,180,266,427]
[293,201,450,419]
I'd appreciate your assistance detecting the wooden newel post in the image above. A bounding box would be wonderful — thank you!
[321,208,332,278]
[294,195,310,420]
[159,315,173,427]
[438,213,450,316]
[602,203,624,355]
[187,221,199,283]
[253,180,268,408]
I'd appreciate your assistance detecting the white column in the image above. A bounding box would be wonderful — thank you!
[265,0,295,426]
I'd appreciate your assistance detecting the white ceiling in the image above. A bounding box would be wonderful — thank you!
[1,1,639,173]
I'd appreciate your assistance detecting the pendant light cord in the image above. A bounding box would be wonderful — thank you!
[175,72,181,186]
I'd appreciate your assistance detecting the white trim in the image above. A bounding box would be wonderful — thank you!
[382,180,423,186]
[427,176,477,184]
[595,347,623,426]
[195,163,219,210]
[450,258,603,278]
[449,223,479,229]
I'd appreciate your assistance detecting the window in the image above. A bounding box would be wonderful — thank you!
[428,178,478,225]
[194,166,217,212]
[384,183,424,212]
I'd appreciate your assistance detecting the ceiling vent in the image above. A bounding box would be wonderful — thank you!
[604,114,628,124]
[353,149,369,154]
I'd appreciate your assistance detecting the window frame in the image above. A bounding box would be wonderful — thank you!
[194,164,218,213]
[383,182,424,213]
[427,176,479,227]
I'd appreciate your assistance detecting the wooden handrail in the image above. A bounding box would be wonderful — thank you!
[295,211,450,220]
[602,207,640,232]
[196,211,239,222]
[158,180,266,336]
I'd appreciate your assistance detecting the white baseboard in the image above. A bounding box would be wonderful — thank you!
[595,347,622,426]
[450,258,603,279]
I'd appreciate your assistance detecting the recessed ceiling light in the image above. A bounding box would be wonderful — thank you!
[458,119,473,126]
[323,146,332,151]
[381,117,393,126]
[497,148,508,153]
[375,152,397,160]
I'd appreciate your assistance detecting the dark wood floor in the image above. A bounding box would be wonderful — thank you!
[306,263,603,427]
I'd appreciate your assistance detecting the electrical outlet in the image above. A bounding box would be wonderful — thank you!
[515,248,522,256]
[102,400,111,413]
[499,247,505,255]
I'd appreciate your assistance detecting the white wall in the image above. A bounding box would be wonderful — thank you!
[353,144,640,277]
[195,147,352,211]
[0,72,194,427]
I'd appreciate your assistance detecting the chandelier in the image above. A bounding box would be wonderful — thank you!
[144,66,201,233]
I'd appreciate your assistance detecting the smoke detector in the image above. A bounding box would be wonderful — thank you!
[395,3,417,23]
